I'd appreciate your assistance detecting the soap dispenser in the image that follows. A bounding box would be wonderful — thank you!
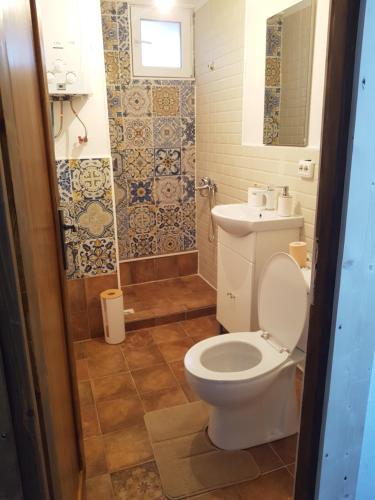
[277,186,293,217]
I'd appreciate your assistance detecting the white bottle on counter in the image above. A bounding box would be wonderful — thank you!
[248,187,265,207]
[277,186,293,217]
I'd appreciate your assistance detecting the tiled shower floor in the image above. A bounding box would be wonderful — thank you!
[123,275,217,331]
[74,316,300,500]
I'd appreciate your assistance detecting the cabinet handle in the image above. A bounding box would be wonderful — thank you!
[227,292,236,299]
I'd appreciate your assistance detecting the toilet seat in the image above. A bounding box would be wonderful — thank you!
[184,331,289,383]
[258,252,309,353]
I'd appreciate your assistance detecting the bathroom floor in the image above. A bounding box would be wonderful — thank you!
[123,275,217,331]
[75,315,301,500]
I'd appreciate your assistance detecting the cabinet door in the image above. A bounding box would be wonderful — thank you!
[217,243,254,332]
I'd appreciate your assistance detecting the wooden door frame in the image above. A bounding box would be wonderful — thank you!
[0,48,51,500]
[295,0,363,498]
[0,0,366,498]
[0,0,82,497]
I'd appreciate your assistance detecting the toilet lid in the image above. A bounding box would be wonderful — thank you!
[258,253,309,353]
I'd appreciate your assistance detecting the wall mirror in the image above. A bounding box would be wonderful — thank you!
[263,0,316,146]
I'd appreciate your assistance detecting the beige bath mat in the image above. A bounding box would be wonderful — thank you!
[144,401,260,499]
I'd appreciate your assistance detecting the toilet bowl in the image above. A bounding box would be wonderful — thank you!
[184,252,310,450]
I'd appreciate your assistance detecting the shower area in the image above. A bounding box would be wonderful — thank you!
[44,0,217,341]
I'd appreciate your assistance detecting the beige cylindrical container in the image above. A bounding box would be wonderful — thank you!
[100,289,125,344]
[248,187,265,207]
[289,242,307,268]
[277,195,293,216]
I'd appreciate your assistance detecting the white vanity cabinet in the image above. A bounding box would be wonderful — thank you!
[217,226,301,332]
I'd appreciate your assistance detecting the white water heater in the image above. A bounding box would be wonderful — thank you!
[41,0,90,95]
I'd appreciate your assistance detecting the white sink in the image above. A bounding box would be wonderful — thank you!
[211,203,304,237]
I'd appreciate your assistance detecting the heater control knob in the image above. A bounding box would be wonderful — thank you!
[47,71,55,84]
[66,72,77,84]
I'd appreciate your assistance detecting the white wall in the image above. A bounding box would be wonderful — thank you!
[243,0,330,147]
[39,0,110,159]
[195,0,323,287]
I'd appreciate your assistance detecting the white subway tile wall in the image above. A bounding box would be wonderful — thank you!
[195,0,320,287]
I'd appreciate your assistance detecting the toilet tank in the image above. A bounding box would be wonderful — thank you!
[298,268,312,352]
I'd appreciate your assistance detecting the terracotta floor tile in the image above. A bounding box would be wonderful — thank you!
[96,396,144,434]
[270,434,298,465]
[91,372,136,403]
[154,312,186,324]
[141,386,188,412]
[78,381,94,406]
[150,323,188,343]
[123,329,154,350]
[123,276,216,325]
[85,274,117,310]
[84,436,107,479]
[287,463,295,476]
[157,338,194,362]
[87,351,128,379]
[125,318,156,332]
[103,422,153,472]
[189,485,241,499]
[236,468,293,500]
[81,404,100,438]
[177,252,198,276]
[66,278,87,313]
[122,344,164,370]
[111,462,164,500]
[246,443,283,474]
[76,359,89,381]
[180,382,200,402]
[182,315,220,340]
[84,338,123,358]
[168,359,187,385]
[73,341,87,359]
[127,304,159,322]
[184,293,216,310]
[69,310,90,341]
[86,474,113,500]
[131,364,177,394]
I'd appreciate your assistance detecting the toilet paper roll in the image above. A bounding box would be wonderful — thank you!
[289,242,307,268]
[100,289,125,345]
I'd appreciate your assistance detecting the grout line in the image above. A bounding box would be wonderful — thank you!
[259,464,291,478]
[122,273,200,289]
[119,250,198,264]
[197,272,217,291]
[268,442,294,470]
[285,463,295,479]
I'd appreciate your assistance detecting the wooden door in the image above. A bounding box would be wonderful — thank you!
[0,0,81,498]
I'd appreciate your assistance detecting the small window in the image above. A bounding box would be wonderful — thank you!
[130,6,193,79]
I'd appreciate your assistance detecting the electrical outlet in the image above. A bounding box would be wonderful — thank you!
[298,160,315,179]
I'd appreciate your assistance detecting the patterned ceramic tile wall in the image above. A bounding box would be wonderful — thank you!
[100,0,196,260]
[263,16,282,145]
[56,158,117,279]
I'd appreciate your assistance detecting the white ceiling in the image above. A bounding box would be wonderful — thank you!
[130,0,209,11]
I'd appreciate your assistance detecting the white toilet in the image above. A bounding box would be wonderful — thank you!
[184,252,310,450]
